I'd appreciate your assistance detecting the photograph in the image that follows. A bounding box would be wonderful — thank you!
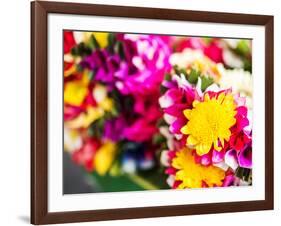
[63,31,253,194]
[30,1,274,224]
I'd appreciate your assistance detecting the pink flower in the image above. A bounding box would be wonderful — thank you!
[123,118,158,142]
[229,106,251,151]
[225,144,252,169]
[204,40,224,63]
[113,34,172,95]
[159,81,198,136]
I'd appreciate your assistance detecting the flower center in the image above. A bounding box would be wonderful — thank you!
[181,92,236,156]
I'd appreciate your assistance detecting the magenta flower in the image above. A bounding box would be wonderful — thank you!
[229,106,251,152]
[116,34,171,95]
[159,75,199,137]
[81,34,171,97]
[123,118,159,142]
[238,145,252,168]
[225,143,252,170]
[103,117,127,141]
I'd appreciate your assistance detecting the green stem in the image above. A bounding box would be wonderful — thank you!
[127,174,159,190]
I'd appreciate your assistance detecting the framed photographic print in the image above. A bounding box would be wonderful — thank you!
[31,0,274,224]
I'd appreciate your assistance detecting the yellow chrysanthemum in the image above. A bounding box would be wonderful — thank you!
[94,140,117,176]
[64,71,90,106]
[172,147,225,188]
[181,92,236,156]
[79,32,109,48]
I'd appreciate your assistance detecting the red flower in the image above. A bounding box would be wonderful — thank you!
[72,138,100,171]
[204,40,224,63]
[64,31,76,54]
[229,106,251,152]
[229,130,251,152]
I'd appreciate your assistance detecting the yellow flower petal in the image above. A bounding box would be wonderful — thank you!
[99,98,113,111]
[213,139,222,151]
[180,125,190,134]
[64,82,88,106]
[192,100,199,107]
[183,109,192,119]
[172,147,225,188]
[204,93,211,102]
[94,140,117,175]
[64,72,90,106]
[187,135,198,146]
[92,32,109,48]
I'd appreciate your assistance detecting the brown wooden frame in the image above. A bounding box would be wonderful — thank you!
[31,0,274,224]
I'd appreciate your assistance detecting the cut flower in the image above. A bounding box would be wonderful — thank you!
[171,147,225,188]
[181,92,237,156]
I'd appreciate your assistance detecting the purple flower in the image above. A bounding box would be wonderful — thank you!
[225,144,252,170]
[238,145,252,168]
[103,117,126,141]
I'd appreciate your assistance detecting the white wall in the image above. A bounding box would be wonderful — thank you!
[0,0,279,225]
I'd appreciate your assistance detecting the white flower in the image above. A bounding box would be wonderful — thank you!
[223,49,244,68]
[170,48,222,83]
[160,150,170,167]
[219,67,253,109]
[169,48,204,68]
[64,128,82,153]
[224,39,240,49]
[92,84,107,103]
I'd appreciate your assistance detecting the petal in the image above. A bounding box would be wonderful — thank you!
[187,135,198,146]
[225,149,238,170]
[183,109,192,119]
[204,93,211,101]
[217,92,225,104]
[238,146,252,168]
[192,100,200,108]
[212,149,225,163]
[213,140,222,151]
[180,124,190,134]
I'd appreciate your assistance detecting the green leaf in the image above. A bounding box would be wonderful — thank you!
[88,118,105,138]
[235,167,252,183]
[235,40,250,56]
[87,70,94,81]
[188,69,199,84]
[173,65,181,75]
[203,37,213,45]
[152,134,166,145]
[160,85,168,95]
[107,33,116,47]
[71,42,92,56]
[201,76,214,92]
[76,64,84,72]
[89,34,100,50]
[243,59,252,72]
[115,41,125,59]
[164,73,171,82]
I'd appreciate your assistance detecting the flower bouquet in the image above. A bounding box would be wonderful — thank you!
[63,31,252,192]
